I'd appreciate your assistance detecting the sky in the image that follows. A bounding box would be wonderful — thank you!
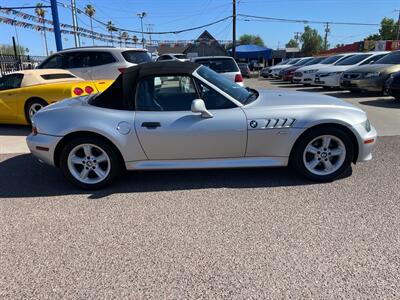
[0,0,399,56]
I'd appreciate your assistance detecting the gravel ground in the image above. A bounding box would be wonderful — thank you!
[0,136,399,299]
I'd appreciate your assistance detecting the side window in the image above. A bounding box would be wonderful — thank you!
[39,54,64,69]
[360,54,386,65]
[195,79,237,110]
[64,52,90,69]
[136,75,198,111]
[89,52,116,66]
[0,74,24,91]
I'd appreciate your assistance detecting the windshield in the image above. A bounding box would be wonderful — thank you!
[195,58,239,73]
[287,58,301,65]
[335,54,371,66]
[122,51,152,64]
[303,57,324,66]
[294,58,313,66]
[320,55,345,64]
[197,66,256,104]
[374,51,400,64]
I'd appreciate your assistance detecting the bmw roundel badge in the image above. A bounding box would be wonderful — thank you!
[250,120,258,128]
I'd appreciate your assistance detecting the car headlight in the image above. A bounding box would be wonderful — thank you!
[304,69,318,74]
[364,72,381,79]
[361,119,371,132]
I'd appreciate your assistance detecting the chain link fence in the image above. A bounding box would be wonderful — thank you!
[0,55,46,77]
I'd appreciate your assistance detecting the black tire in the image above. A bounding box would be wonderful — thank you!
[25,98,47,125]
[291,126,354,182]
[60,136,121,189]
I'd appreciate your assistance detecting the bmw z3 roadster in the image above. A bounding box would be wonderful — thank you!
[27,61,377,189]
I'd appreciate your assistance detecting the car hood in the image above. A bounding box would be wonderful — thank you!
[317,65,355,73]
[345,64,395,73]
[246,89,361,111]
[270,64,291,70]
[296,63,327,71]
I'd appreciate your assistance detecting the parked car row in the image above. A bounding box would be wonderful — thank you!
[261,50,400,99]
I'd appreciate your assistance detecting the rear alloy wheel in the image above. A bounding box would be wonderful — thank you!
[60,137,120,189]
[292,127,354,182]
[25,99,47,124]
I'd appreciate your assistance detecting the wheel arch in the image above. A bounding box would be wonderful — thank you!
[290,123,359,164]
[24,97,49,122]
[53,131,125,169]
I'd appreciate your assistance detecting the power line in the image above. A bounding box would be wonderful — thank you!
[238,13,384,26]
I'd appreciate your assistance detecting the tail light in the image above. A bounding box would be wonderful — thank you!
[235,74,243,83]
[85,86,94,94]
[118,68,127,73]
[32,126,38,136]
[73,87,84,96]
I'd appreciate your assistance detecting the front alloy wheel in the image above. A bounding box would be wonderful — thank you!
[60,137,120,189]
[292,127,354,182]
[303,135,346,176]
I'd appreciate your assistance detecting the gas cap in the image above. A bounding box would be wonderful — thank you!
[117,121,131,135]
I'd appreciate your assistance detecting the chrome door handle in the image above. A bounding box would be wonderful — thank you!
[141,122,161,129]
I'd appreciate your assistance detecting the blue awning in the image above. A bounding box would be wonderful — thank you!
[229,44,272,59]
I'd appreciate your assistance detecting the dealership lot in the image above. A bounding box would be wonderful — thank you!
[1,79,400,298]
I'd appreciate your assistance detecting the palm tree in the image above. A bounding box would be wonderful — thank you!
[106,21,117,46]
[132,35,139,47]
[85,4,96,46]
[121,31,129,47]
[35,3,48,55]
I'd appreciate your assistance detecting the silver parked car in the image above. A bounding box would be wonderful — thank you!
[27,61,377,189]
[37,46,152,80]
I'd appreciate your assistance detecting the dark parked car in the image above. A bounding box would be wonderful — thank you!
[384,72,400,100]
[238,63,251,78]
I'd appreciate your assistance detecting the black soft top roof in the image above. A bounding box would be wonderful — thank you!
[90,61,201,110]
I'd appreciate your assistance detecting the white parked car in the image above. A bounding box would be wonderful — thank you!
[293,53,357,85]
[37,47,152,80]
[156,53,190,62]
[270,58,302,78]
[191,56,244,86]
[314,52,389,88]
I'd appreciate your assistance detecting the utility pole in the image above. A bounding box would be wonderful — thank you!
[232,0,236,59]
[70,0,79,47]
[395,9,400,41]
[146,24,154,47]
[137,12,147,48]
[324,22,330,51]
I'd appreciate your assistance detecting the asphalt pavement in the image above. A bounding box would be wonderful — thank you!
[0,78,399,298]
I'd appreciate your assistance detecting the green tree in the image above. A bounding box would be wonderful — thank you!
[300,26,323,55]
[366,17,398,40]
[0,44,27,55]
[285,39,299,48]
[239,34,265,46]
[35,3,48,56]
[121,32,129,47]
[84,4,96,46]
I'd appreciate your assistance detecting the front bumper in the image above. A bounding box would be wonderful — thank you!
[352,123,377,162]
[314,74,341,87]
[26,133,62,167]
[293,73,316,84]
[340,76,385,92]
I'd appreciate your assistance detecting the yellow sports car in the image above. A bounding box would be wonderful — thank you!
[0,69,113,125]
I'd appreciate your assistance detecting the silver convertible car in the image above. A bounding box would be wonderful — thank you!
[27,61,377,189]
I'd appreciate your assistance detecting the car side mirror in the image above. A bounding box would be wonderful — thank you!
[191,99,213,118]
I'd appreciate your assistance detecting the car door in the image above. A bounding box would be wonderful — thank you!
[133,75,247,160]
[87,51,120,80]
[63,51,92,80]
[0,74,23,121]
